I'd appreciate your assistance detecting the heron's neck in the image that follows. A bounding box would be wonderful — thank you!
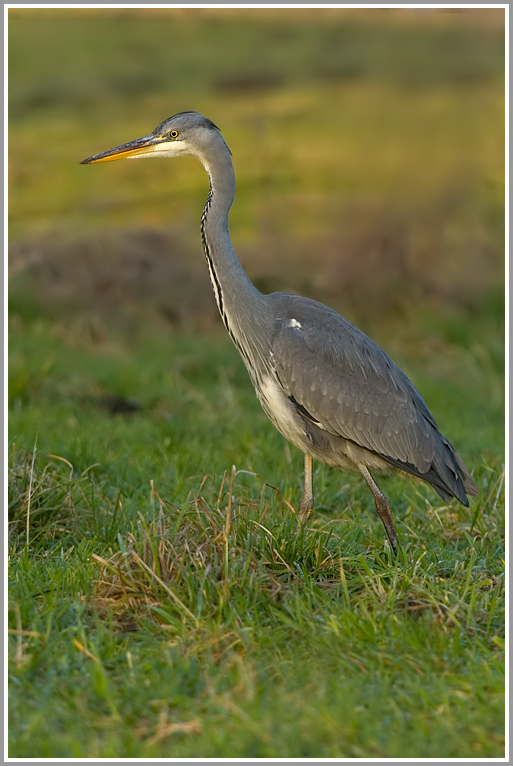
[199,147,263,348]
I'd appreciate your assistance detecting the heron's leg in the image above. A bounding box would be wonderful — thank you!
[357,464,399,554]
[297,454,314,524]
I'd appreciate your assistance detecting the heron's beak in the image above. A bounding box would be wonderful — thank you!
[80,134,164,164]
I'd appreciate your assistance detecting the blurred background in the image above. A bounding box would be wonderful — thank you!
[8,5,505,474]
[9,7,505,337]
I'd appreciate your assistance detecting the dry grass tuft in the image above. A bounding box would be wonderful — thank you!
[89,472,292,632]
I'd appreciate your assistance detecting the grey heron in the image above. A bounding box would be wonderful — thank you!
[81,111,479,553]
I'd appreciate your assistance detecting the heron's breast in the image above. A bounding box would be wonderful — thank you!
[257,375,308,451]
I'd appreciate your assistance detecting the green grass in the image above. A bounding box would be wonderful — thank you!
[8,8,504,758]
[8,308,505,758]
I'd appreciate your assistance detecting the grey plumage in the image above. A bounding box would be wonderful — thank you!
[81,111,479,553]
[267,294,476,500]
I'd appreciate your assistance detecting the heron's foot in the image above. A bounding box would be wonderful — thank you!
[294,498,313,536]
[384,522,399,556]
[373,495,399,555]
[297,500,313,526]
[357,463,400,556]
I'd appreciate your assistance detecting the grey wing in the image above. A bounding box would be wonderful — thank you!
[270,299,439,475]
[268,295,477,505]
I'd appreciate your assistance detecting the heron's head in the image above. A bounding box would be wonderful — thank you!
[80,111,227,165]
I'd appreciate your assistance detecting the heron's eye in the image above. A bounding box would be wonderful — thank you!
[169,130,179,138]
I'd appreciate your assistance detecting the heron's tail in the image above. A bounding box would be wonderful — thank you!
[423,436,479,506]
[380,435,478,506]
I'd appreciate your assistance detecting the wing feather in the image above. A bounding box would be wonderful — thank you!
[269,295,438,474]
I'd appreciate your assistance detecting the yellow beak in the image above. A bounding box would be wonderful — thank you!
[80,134,163,164]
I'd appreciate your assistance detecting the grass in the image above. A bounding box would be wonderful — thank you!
[8,307,505,758]
[8,7,505,759]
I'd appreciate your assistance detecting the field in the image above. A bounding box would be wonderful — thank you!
[8,8,505,758]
